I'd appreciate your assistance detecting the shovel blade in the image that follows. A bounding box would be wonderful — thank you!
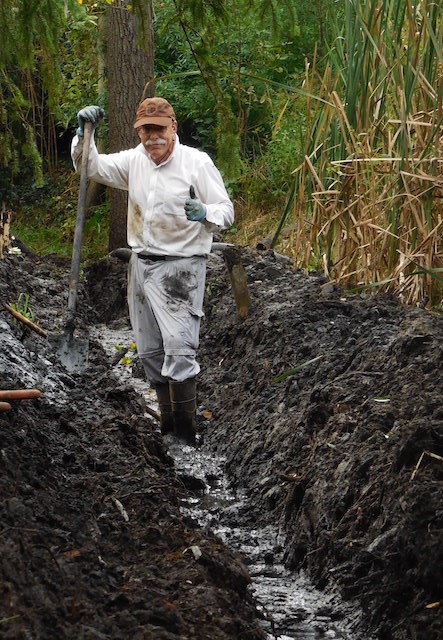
[49,332,89,374]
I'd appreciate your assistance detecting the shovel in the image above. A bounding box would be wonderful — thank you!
[49,121,93,373]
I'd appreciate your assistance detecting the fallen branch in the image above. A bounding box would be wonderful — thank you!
[4,303,47,338]
[144,405,160,422]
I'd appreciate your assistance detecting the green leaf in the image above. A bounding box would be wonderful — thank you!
[273,355,323,383]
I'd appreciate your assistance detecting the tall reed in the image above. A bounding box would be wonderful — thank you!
[288,0,442,306]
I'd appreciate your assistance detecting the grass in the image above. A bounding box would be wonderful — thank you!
[9,292,35,322]
[12,221,72,258]
[10,169,109,262]
[12,213,109,262]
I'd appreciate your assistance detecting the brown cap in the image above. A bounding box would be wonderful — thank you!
[133,97,175,128]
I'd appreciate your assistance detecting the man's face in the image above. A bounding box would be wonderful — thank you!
[137,121,177,165]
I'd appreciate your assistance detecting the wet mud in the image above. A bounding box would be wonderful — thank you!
[0,242,442,640]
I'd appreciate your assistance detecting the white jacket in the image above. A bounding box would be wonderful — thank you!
[71,134,234,257]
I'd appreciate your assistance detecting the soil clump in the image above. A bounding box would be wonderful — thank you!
[0,242,442,640]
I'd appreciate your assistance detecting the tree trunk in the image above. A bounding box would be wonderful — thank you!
[106,0,155,252]
[85,13,108,213]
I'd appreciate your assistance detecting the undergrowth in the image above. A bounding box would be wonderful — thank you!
[10,168,109,262]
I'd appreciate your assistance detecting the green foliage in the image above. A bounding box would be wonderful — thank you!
[284,0,443,305]
[3,0,336,257]
[155,0,309,188]
[238,94,307,209]
[56,9,103,130]
[272,356,323,383]
[10,292,35,322]
[0,0,90,200]
[11,169,109,262]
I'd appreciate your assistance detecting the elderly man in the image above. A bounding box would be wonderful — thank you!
[72,97,234,445]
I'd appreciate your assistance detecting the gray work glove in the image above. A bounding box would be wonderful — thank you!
[77,105,104,137]
[184,185,207,222]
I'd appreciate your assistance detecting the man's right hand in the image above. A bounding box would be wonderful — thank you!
[77,106,105,137]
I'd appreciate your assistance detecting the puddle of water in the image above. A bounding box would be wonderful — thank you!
[92,326,369,640]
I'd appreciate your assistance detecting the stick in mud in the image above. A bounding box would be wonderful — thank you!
[4,303,48,338]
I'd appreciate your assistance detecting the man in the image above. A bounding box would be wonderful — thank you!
[72,97,234,445]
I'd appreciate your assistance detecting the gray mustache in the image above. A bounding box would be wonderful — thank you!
[145,139,167,146]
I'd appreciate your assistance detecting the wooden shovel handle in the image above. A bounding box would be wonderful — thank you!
[0,389,42,401]
[0,401,12,412]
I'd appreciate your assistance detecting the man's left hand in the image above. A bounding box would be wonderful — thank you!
[184,198,207,222]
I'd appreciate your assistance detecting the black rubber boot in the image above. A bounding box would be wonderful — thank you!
[154,383,174,435]
[170,379,197,446]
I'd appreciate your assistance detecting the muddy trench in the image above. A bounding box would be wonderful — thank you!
[94,324,368,639]
[0,244,442,640]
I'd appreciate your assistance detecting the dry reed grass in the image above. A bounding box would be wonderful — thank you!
[287,0,442,306]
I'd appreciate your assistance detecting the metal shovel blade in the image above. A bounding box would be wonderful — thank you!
[49,330,89,374]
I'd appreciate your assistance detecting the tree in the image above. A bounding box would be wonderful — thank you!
[106,0,154,250]
[155,0,300,185]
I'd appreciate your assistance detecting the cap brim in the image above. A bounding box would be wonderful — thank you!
[134,116,172,128]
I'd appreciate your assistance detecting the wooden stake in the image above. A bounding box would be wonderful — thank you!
[222,247,251,320]
[0,389,42,401]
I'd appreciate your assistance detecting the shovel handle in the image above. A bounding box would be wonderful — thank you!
[67,120,93,317]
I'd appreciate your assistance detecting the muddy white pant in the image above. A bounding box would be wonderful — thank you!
[127,254,206,385]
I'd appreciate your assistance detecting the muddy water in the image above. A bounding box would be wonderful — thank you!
[92,326,367,640]
[169,442,361,640]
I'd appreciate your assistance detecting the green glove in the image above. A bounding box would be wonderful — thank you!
[77,105,104,137]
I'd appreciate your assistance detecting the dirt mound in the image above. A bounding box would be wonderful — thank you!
[197,248,443,640]
[1,244,442,640]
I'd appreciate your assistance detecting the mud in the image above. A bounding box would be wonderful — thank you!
[0,241,442,640]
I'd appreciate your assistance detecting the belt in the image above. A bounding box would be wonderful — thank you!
[137,253,166,261]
